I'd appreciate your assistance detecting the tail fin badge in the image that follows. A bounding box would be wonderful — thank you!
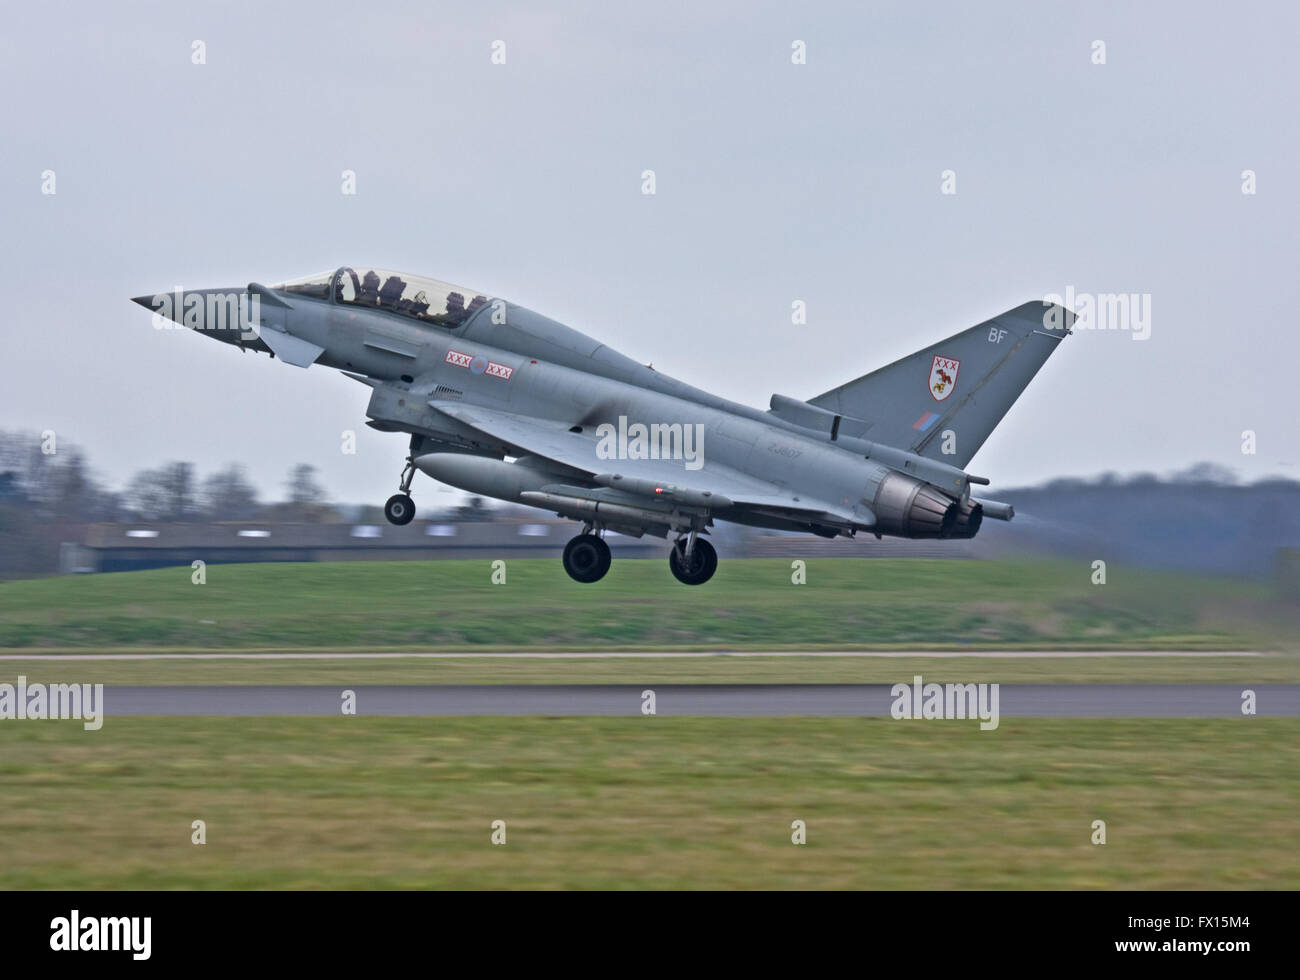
[929,355,960,401]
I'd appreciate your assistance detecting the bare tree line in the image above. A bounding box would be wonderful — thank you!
[0,430,339,577]
[2,427,1293,581]
[0,430,334,524]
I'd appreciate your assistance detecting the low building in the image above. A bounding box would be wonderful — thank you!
[62,519,671,573]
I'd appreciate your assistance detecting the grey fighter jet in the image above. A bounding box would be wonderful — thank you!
[132,268,1072,585]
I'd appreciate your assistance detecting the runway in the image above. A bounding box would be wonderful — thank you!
[89,684,1300,717]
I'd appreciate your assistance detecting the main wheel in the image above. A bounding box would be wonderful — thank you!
[384,493,415,526]
[669,537,717,585]
[563,534,611,583]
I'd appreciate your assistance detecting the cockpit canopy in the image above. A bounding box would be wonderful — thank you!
[273,267,492,329]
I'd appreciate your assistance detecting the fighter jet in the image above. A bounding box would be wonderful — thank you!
[132,268,1072,585]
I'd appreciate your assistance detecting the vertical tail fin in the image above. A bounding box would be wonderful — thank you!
[808,301,1073,468]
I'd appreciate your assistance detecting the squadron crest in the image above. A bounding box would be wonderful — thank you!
[929,355,960,401]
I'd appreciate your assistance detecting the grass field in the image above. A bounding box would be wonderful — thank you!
[1,558,1293,651]
[3,559,1290,891]
[1,716,1295,889]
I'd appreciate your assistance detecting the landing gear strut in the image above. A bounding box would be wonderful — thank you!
[562,529,612,583]
[669,531,717,586]
[384,457,417,526]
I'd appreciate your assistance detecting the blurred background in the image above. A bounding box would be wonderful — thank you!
[3,428,1297,590]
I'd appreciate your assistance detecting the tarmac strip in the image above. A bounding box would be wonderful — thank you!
[55,683,1300,717]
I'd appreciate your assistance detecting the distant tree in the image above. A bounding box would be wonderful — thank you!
[457,496,490,521]
[45,448,98,520]
[201,464,261,521]
[278,464,332,522]
[286,464,326,506]
[94,488,127,521]
[159,462,197,513]
[284,462,322,499]
[1042,477,1088,495]
[126,462,197,522]
[0,431,33,497]
[1172,462,1237,485]
[0,432,116,522]
[0,429,59,508]
[125,469,167,521]
[0,432,121,576]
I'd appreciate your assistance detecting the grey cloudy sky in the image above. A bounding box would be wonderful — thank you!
[2,0,1297,504]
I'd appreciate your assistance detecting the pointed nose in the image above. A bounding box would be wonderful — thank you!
[131,291,182,327]
[129,287,250,343]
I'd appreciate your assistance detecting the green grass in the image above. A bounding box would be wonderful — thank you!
[0,558,1292,651]
[1,717,1295,889]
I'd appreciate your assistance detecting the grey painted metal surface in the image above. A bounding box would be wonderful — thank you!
[132,269,1073,582]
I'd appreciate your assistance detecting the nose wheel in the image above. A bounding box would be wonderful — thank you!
[563,533,612,583]
[384,458,417,525]
[669,534,717,585]
[384,493,415,525]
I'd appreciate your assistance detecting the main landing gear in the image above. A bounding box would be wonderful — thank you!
[561,525,719,585]
[384,457,417,526]
[562,527,612,583]
[669,530,717,586]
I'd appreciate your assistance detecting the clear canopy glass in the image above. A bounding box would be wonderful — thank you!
[273,267,491,329]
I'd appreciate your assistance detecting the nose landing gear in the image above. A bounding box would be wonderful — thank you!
[384,457,417,526]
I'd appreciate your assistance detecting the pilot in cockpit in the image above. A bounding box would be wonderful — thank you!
[358,270,381,304]
[379,275,407,310]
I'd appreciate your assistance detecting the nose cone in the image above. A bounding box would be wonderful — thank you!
[129,287,252,343]
[131,292,175,325]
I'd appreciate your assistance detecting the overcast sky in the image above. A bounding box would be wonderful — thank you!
[2,0,1296,505]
